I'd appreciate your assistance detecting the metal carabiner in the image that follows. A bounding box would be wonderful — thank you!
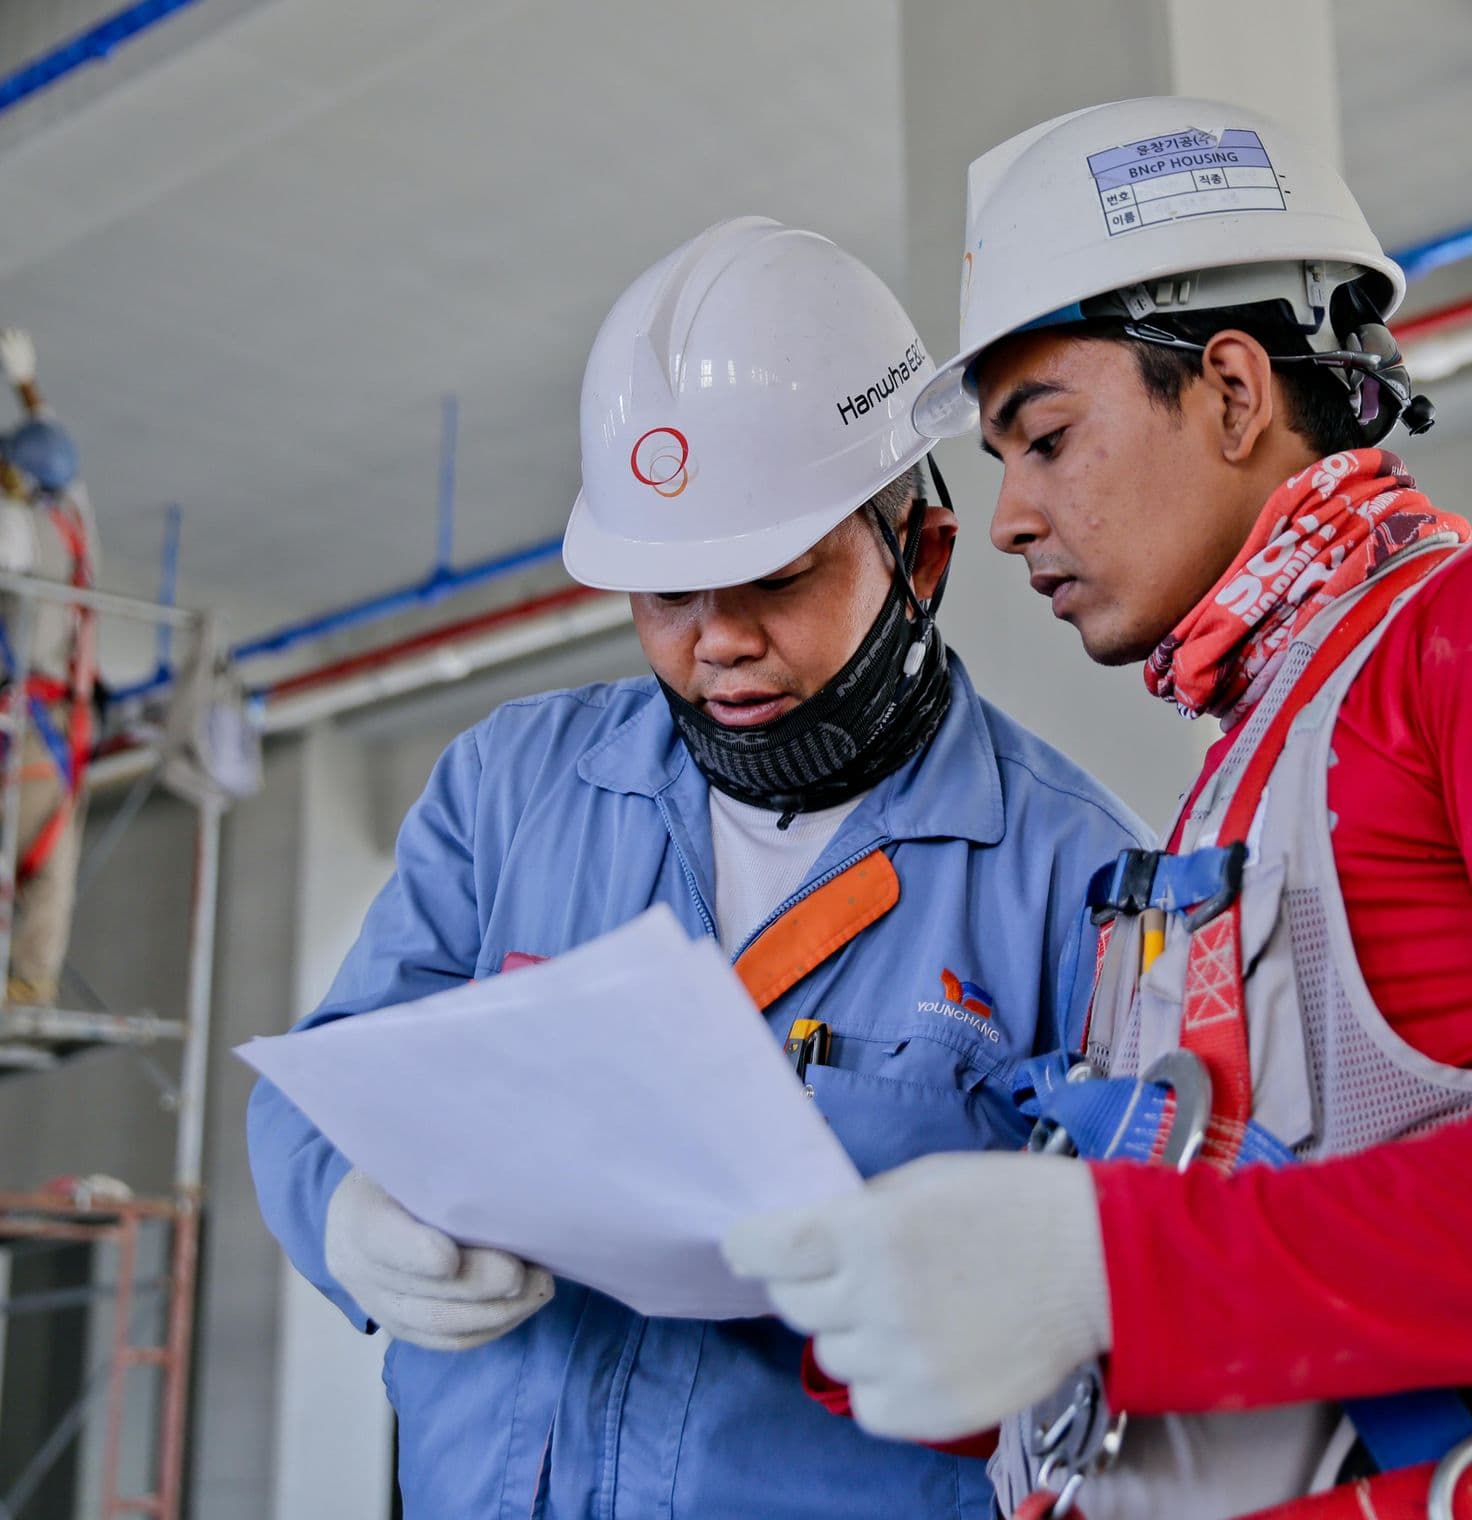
[1141,1050,1211,1171]
[1429,1434,1472,1520]
[1025,1060,1099,1161]
[1027,1364,1122,1516]
[1038,1467,1086,1518]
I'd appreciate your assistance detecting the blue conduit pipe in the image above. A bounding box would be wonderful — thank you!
[1391,227,1472,287]
[106,394,568,706]
[229,386,568,663]
[154,503,182,674]
[0,0,209,116]
[107,504,185,705]
[228,536,565,662]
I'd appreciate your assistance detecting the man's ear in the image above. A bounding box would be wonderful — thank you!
[911,505,959,602]
[1198,330,1276,464]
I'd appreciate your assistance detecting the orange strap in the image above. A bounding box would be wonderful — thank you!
[734,851,900,1011]
[18,800,70,883]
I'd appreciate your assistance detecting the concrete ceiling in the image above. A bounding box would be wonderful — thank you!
[1334,0,1472,257]
[0,0,1467,652]
[0,0,906,636]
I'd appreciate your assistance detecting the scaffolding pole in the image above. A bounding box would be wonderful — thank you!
[0,567,223,1520]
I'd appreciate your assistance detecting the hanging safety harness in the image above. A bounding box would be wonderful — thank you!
[1012,544,1472,1520]
[0,497,97,883]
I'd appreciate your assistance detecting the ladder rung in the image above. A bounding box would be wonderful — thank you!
[105,1498,163,1516]
[119,1346,171,1367]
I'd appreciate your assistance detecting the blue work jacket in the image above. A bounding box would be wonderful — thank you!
[248,657,1148,1520]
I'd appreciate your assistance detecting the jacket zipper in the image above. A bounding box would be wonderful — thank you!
[728,839,889,966]
[655,793,718,940]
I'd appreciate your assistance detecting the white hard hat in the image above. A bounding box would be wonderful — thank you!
[914,96,1407,440]
[564,216,935,592]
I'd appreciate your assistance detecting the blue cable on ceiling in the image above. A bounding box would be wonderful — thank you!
[0,0,208,115]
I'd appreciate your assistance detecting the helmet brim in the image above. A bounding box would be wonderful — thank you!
[563,429,932,593]
[562,489,871,593]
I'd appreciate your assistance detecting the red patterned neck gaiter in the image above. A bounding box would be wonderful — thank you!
[1145,449,1469,725]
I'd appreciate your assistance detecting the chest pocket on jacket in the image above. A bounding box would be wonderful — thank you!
[803,1027,1024,1178]
[734,850,1028,1178]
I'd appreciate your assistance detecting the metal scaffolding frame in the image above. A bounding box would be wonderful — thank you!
[0,567,222,1520]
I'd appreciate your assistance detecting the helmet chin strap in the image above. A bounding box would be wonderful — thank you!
[871,454,955,690]
[658,452,958,827]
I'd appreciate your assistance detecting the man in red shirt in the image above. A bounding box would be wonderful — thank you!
[724,98,1472,1520]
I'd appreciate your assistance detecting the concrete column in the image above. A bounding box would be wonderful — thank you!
[900,0,1204,829]
[191,739,305,1520]
[896,1,1348,826]
[269,722,395,1520]
[1167,0,1342,166]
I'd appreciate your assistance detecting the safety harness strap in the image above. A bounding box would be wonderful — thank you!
[1235,1457,1472,1520]
[0,497,97,883]
[1183,546,1456,1171]
[1021,1066,1296,1169]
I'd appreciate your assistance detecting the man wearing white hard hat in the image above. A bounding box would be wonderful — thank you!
[0,327,99,1008]
[725,104,1472,1520]
[248,216,1146,1517]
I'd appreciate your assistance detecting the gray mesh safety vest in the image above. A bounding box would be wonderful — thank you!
[994,542,1472,1520]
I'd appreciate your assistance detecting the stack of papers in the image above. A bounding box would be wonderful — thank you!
[239,906,860,1319]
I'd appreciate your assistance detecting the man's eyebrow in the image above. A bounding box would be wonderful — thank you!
[985,380,1068,438]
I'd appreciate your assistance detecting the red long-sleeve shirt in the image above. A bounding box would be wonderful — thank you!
[1097,547,1472,1414]
[806,548,1472,1434]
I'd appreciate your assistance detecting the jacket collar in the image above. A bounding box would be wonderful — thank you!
[578,658,1005,847]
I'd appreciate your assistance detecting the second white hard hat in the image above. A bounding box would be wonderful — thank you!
[913,97,1406,439]
[563,217,935,593]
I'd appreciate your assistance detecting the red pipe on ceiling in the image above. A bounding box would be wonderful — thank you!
[262,582,608,703]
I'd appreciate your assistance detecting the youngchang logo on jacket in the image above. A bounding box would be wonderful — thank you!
[835,339,926,426]
[913,968,1001,1044]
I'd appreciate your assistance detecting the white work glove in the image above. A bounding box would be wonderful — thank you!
[0,329,36,386]
[325,1169,553,1351]
[723,1151,1112,1442]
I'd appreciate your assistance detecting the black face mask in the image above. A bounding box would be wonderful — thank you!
[659,463,954,825]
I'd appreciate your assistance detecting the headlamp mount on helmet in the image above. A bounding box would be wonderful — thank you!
[1048,259,1435,445]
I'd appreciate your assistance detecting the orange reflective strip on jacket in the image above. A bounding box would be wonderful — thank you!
[734,851,900,1012]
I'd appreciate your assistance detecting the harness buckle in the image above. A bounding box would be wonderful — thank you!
[1027,1365,1128,1518]
[1141,1051,1211,1171]
[1087,849,1160,925]
[1088,844,1247,931]
[1181,841,1248,933]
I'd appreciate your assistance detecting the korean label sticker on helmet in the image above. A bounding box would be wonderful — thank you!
[1087,129,1285,236]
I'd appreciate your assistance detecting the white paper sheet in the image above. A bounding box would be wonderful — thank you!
[239,906,860,1319]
